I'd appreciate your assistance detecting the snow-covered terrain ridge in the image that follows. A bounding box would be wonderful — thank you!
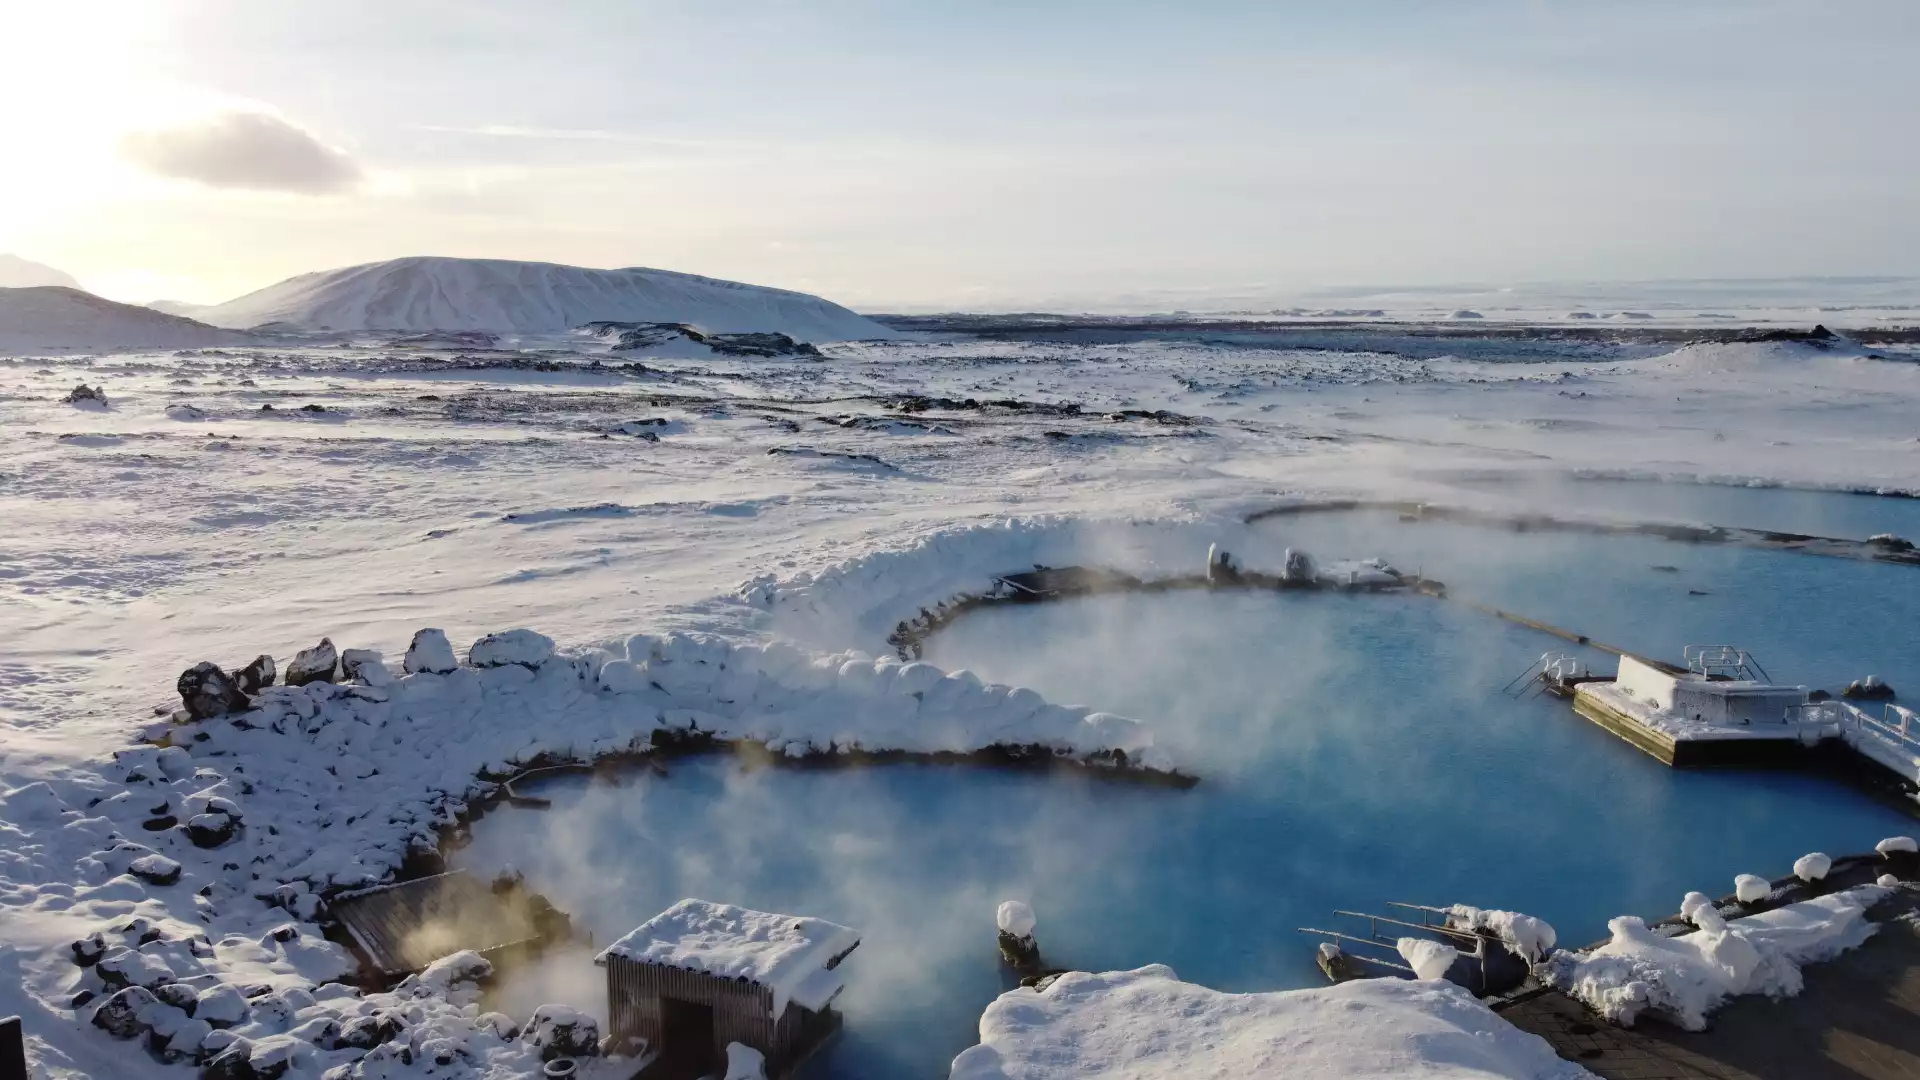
[0,254,82,290]
[0,286,246,353]
[948,966,1594,1080]
[183,256,894,339]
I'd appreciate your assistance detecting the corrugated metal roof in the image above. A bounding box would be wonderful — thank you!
[330,870,543,977]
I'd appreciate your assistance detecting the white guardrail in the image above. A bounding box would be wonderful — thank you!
[1792,701,1920,783]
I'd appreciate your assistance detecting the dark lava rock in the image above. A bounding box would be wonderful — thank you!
[178,662,251,720]
[299,403,327,413]
[64,383,109,405]
[235,655,276,694]
[1868,533,1916,553]
[187,812,238,848]
[580,320,822,358]
[200,1039,257,1080]
[72,932,107,966]
[284,638,338,686]
[155,981,200,1016]
[92,986,159,1039]
[1845,676,1897,701]
[129,853,183,886]
[339,1010,406,1050]
[1741,324,1841,346]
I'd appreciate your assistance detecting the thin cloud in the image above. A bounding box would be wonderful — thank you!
[120,111,361,194]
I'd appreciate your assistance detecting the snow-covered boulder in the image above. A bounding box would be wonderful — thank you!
[469,629,556,669]
[1735,874,1772,904]
[128,852,183,886]
[341,647,392,687]
[404,628,460,674]
[64,382,110,407]
[523,1004,599,1062]
[1794,853,1832,882]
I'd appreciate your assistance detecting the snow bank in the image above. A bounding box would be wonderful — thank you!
[1543,885,1888,1030]
[948,965,1593,1080]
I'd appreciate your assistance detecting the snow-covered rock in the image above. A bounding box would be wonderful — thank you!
[996,901,1036,938]
[1735,874,1772,903]
[404,628,459,674]
[948,966,1592,1080]
[177,662,251,720]
[1877,836,1918,855]
[523,1003,600,1062]
[1794,852,1832,882]
[186,256,894,340]
[468,629,556,669]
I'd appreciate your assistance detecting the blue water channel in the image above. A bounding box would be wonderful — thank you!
[455,495,1920,1080]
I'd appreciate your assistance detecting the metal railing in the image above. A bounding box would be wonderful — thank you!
[1683,644,1771,682]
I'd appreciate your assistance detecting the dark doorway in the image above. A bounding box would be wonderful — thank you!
[659,997,718,1079]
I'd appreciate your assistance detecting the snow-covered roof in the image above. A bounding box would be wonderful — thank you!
[595,899,859,1015]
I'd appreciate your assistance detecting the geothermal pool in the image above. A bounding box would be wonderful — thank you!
[455,495,1920,1080]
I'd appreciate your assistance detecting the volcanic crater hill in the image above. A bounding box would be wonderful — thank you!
[174,256,895,341]
[0,286,248,353]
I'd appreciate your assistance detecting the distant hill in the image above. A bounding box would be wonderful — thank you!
[0,286,248,353]
[0,254,81,290]
[182,256,894,340]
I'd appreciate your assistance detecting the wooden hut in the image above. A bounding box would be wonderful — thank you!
[596,899,859,1080]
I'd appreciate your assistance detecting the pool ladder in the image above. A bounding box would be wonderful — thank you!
[1499,652,1590,700]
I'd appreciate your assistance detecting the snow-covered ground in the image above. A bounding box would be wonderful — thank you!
[950,966,1593,1080]
[3,323,1918,1078]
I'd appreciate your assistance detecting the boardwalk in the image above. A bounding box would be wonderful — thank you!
[1503,913,1920,1080]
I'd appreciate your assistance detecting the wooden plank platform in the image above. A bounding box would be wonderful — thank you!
[1572,690,1810,769]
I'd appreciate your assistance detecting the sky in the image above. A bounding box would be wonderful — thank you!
[1,0,1917,310]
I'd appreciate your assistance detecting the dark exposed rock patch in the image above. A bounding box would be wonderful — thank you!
[177,663,250,720]
[580,320,822,358]
[284,639,338,686]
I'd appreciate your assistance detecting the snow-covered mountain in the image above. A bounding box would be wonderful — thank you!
[0,254,81,290]
[183,256,894,340]
[0,286,247,353]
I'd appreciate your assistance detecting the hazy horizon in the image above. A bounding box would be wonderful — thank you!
[3,1,1917,309]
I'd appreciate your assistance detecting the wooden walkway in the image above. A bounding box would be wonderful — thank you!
[1502,911,1920,1079]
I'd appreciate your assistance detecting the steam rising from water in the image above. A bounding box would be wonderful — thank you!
[454,494,1919,1079]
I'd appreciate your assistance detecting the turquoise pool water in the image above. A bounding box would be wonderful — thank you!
[455,501,1919,1079]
